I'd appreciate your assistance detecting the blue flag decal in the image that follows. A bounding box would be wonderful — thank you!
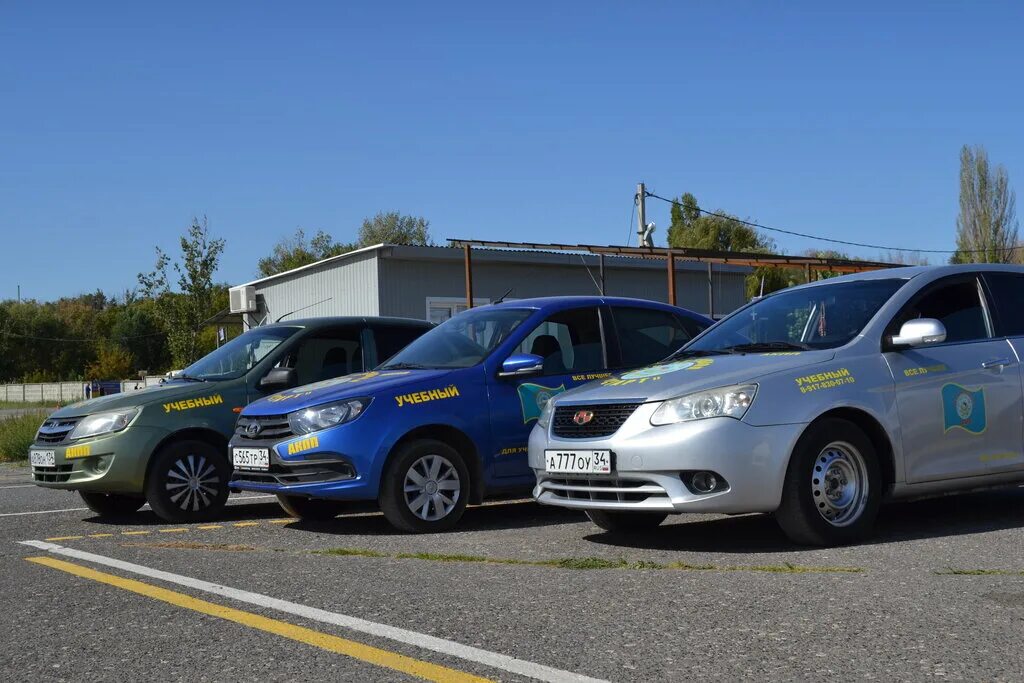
[517,382,566,423]
[942,383,986,434]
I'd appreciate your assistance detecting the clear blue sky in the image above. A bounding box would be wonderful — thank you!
[3,2,1023,301]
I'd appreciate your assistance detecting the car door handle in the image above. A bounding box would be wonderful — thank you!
[982,358,1013,369]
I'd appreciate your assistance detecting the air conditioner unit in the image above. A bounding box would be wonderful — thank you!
[229,286,257,313]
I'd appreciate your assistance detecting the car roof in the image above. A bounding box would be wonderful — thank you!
[483,296,710,321]
[261,316,432,329]
[785,263,1024,292]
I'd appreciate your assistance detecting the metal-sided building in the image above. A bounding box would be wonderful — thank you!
[229,243,751,326]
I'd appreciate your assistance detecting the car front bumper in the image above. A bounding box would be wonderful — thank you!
[529,402,807,515]
[29,426,167,494]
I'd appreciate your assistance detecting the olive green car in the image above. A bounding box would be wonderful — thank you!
[28,317,430,522]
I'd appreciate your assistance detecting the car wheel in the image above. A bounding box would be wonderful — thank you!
[586,509,667,532]
[774,418,881,546]
[145,440,230,523]
[379,439,470,533]
[79,491,145,517]
[276,494,345,521]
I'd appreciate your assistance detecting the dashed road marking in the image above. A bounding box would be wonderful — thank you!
[45,535,84,541]
[89,533,114,538]
[196,525,222,530]
[233,521,260,527]
[26,555,491,683]
[121,531,150,536]
[20,541,608,683]
[158,528,189,534]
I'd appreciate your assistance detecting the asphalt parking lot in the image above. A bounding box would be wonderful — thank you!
[1,463,1022,682]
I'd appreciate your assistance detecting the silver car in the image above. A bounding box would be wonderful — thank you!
[529,264,1024,545]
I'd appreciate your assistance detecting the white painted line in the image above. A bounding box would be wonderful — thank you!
[0,484,36,490]
[0,507,90,517]
[20,540,606,683]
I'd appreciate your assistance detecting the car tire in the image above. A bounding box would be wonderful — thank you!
[276,494,346,521]
[774,418,882,546]
[145,439,230,523]
[379,439,470,533]
[79,491,145,517]
[586,509,667,532]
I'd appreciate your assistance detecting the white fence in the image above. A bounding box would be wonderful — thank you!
[0,375,170,404]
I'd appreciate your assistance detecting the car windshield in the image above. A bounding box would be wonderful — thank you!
[677,278,907,354]
[380,307,533,369]
[175,327,300,381]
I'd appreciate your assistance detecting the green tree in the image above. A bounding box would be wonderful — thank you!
[85,343,134,380]
[256,229,355,278]
[138,217,226,368]
[952,145,1019,264]
[358,212,432,247]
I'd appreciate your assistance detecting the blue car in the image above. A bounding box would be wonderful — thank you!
[229,296,711,532]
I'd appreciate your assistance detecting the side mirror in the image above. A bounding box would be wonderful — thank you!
[498,353,544,378]
[891,318,947,348]
[259,367,297,391]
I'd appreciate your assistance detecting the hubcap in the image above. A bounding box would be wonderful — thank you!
[166,454,220,512]
[810,441,868,527]
[403,454,460,522]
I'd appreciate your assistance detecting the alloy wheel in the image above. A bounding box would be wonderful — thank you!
[166,453,220,512]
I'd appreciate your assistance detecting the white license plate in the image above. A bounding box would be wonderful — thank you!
[233,447,270,470]
[30,450,56,467]
[544,450,612,475]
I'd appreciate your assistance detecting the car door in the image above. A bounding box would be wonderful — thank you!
[607,306,708,370]
[979,271,1024,474]
[261,325,368,397]
[883,275,1024,483]
[487,305,611,479]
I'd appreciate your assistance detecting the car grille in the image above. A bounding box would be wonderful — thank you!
[235,415,293,441]
[232,462,355,486]
[35,417,80,444]
[33,464,73,483]
[540,477,669,504]
[552,403,642,439]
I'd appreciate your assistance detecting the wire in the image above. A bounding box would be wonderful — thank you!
[625,192,637,246]
[644,191,1021,255]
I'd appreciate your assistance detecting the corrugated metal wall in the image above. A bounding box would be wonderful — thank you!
[254,250,382,321]
[377,253,748,319]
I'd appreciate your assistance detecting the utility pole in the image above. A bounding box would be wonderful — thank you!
[636,182,646,246]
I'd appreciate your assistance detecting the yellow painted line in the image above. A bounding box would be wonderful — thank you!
[88,533,115,538]
[44,535,84,541]
[196,525,222,530]
[268,518,293,524]
[121,530,151,536]
[25,556,490,683]
[158,528,189,534]
[232,522,260,527]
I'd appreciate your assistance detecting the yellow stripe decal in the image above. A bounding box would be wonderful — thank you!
[25,556,490,683]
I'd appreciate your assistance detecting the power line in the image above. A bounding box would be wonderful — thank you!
[644,191,1021,256]
[624,193,637,247]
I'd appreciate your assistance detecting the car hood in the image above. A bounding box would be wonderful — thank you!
[553,350,837,405]
[49,381,217,418]
[244,369,456,416]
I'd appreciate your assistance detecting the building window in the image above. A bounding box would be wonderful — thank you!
[426,297,490,324]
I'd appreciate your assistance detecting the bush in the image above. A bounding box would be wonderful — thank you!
[0,412,47,462]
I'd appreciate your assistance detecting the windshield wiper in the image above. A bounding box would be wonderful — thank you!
[172,373,208,382]
[379,362,430,370]
[668,348,735,359]
[721,341,812,353]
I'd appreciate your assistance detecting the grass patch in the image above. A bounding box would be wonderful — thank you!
[317,547,863,574]
[0,400,64,410]
[0,411,47,462]
[319,547,389,558]
[936,568,1024,576]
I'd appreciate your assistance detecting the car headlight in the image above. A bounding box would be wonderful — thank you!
[650,384,757,426]
[537,399,556,429]
[287,398,370,435]
[68,409,139,440]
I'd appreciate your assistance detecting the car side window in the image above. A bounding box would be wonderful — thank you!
[282,327,365,385]
[516,307,605,375]
[889,279,990,344]
[611,307,698,367]
[983,272,1024,337]
[373,325,429,365]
